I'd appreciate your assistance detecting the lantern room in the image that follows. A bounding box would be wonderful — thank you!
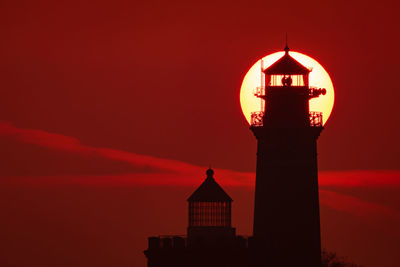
[250,45,326,128]
[187,168,232,228]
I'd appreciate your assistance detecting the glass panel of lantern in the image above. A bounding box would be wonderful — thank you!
[269,75,305,87]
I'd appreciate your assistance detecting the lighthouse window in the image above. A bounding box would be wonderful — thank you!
[189,201,231,227]
[269,75,305,87]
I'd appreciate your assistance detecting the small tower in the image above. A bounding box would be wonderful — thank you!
[187,168,235,247]
[250,46,326,267]
[144,169,249,267]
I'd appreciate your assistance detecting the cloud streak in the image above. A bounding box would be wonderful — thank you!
[1,121,400,222]
[0,121,202,174]
[320,189,400,222]
[1,120,399,187]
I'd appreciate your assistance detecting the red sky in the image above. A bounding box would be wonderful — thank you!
[1,1,399,267]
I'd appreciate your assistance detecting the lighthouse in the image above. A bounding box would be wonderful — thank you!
[143,45,328,267]
[144,169,249,267]
[250,45,326,267]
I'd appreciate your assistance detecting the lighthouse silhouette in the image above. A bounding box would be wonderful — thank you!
[250,45,325,267]
[144,45,326,267]
[144,168,249,267]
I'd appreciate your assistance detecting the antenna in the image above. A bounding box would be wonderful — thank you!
[284,33,289,54]
[260,59,265,112]
[260,58,264,84]
[285,32,288,47]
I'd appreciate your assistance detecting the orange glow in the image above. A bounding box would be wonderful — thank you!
[240,51,335,125]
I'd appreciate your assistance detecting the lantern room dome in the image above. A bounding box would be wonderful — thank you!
[187,168,232,202]
[264,46,310,75]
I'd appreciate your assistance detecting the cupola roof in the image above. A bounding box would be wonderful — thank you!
[264,46,310,75]
[187,168,232,202]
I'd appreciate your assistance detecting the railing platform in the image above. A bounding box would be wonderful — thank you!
[250,111,323,127]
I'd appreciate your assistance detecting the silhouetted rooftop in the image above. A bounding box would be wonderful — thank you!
[187,168,232,202]
[264,47,310,75]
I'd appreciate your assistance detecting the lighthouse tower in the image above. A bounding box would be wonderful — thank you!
[250,46,326,267]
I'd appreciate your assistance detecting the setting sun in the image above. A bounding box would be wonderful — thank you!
[240,51,335,125]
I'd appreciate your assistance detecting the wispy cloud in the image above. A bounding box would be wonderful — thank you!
[320,189,400,222]
[0,120,254,186]
[319,170,400,188]
[1,120,400,221]
[1,121,399,187]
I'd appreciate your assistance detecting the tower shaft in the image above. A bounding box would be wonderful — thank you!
[252,127,322,267]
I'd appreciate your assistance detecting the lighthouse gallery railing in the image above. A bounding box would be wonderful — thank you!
[250,111,323,127]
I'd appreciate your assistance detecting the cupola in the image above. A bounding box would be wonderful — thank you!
[187,168,232,228]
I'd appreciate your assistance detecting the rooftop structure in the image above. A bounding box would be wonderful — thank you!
[144,169,249,267]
